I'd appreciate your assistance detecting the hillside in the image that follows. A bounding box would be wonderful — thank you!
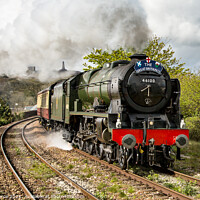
[0,75,47,110]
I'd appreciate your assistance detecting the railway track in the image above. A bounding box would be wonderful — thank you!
[3,118,197,199]
[23,121,175,199]
[172,170,200,186]
[1,118,98,200]
[152,165,200,186]
[74,148,195,200]
[29,121,198,199]
[1,117,37,199]
[22,119,98,200]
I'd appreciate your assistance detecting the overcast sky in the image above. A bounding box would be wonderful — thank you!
[139,0,200,71]
[0,0,199,80]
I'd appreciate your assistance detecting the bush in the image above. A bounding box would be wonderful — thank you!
[0,98,13,126]
[13,112,24,121]
[185,116,200,141]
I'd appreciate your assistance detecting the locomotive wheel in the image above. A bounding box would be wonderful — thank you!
[95,143,103,160]
[78,138,85,150]
[85,141,94,155]
[105,152,113,164]
[118,146,127,169]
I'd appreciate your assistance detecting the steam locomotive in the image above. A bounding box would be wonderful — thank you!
[37,54,189,169]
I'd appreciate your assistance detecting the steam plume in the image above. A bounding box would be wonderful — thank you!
[0,0,150,81]
[45,131,73,151]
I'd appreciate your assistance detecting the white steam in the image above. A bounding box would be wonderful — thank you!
[0,0,150,81]
[46,130,73,151]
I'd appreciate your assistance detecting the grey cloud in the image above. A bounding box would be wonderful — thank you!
[0,0,150,81]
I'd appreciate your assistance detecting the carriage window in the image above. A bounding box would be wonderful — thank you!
[42,93,47,107]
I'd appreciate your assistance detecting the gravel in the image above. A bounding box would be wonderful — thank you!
[24,121,176,200]
[1,121,86,199]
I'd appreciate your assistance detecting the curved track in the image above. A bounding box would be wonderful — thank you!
[1,118,98,200]
[1,117,37,200]
[74,148,194,200]
[34,121,197,199]
[3,118,196,199]
[22,119,98,200]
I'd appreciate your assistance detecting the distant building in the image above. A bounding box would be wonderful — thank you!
[0,74,9,78]
[24,105,37,111]
[24,106,33,111]
[26,66,36,74]
[58,61,67,73]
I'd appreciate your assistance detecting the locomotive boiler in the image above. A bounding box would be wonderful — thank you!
[37,54,189,169]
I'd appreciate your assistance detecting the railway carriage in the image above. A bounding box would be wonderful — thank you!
[37,87,51,122]
[37,54,189,169]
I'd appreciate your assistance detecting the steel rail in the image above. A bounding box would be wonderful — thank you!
[74,148,193,200]
[152,165,200,186]
[22,120,99,200]
[172,170,200,185]
[0,117,38,200]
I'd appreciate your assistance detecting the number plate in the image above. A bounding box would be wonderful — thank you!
[141,79,156,83]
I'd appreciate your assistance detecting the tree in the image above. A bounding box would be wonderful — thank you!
[143,36,189,77]
[178,71,200,118]
[83,47,135,70]
[180,71,200,140]
[0,98,13,126]
[83,36,188,77]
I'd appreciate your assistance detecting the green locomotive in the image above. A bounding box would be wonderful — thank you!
[37,54,189,169]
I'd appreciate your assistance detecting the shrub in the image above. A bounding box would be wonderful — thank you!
[13,112,24,121]
[0,98,13,126]
[185,116,200,141]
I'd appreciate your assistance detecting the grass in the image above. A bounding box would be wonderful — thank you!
[15,147,21,155]
[7,172,13,176]
[97,182,107,191]
[107,184,122,193]
[82,165,92,173]
[119,191,127,198]
[96,182,108,200]
[147,170,159,182]
[146,170,198,197]
[110,177,118,183]
[82,159,88,163]
[127,186,135,194]
[164,180,197,196]
[86,172,93,178]
[173,140,200,175]
[66,164,74,170]
[111,172,116,177]
[60,191,69,195]
[28,162,56,180]
[95,177,137,199]
[40,186,46,191]
[131,165,150,177]
[95,191,108,200]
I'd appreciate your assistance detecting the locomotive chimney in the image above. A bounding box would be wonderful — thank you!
[129,53,147,60]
